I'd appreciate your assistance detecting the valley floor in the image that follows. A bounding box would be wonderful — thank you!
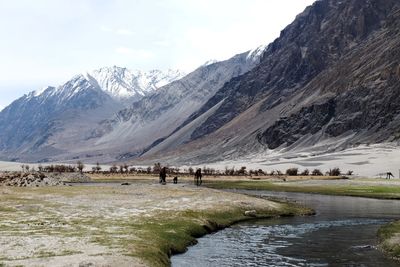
[0,179,309,267]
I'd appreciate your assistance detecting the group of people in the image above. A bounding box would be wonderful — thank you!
[159,167,202,186]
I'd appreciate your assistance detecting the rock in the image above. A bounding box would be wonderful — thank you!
[121,182,131,186]
[79,262,94,267]
[244,210,257,217]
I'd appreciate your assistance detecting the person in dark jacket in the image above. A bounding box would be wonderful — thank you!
[159,167,167,184]
[194,168,202,186]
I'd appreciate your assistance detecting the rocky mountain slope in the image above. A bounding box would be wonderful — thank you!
[137,0,400,164]
[0,67,183,162]
[0,47,262,162]
[79,48,265,161]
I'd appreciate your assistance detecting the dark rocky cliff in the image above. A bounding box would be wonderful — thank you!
[184,0,400,142]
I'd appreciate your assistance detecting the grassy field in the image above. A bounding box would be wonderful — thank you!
[0,182,311,267]
[203,179,400,199]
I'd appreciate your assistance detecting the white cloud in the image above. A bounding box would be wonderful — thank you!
[100,26,134,36]
[115,47,154,59]
[100,26,112,32]
[116,29,134,36]
[153,40,171,47]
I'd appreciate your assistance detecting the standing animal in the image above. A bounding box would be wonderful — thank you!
[173,177,178,184]
[386,172,394,179]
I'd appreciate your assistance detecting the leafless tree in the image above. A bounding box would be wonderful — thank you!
[77,161,85,173]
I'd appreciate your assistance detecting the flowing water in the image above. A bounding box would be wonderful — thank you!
[172,191,400,267]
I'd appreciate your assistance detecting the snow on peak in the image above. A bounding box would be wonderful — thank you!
[33,86,53,97]
[25,66,185,102]
[202,59,218,67]
[87,66,185,99]
[246,44,267,62]
[21,66,184,105]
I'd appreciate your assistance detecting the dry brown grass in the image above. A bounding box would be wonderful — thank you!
[87,172,342,183]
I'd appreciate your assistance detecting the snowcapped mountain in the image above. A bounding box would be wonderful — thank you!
[29,66,184,102]
[0,66,183,161]
[86,66,184,100]
[85,49,266,162]
[0,46,264,162]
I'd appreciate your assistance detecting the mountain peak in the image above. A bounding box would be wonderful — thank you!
[246,44,267,62]
[26,66,185,102]
[87,66,185,99]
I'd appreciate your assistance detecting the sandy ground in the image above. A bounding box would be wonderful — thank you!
[0,182,284,266]
[2,143,400,178]
[189,143,400,178]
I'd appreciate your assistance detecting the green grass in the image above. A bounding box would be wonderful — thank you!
[124,205,311,267]
[204,180,400,199]
[378,221,400,260]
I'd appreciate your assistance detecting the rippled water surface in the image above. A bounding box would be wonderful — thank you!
[172,191,400,267]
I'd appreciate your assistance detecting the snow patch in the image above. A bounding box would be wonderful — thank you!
[87,66,185,99]
[247,44,267,62]
[202,59,218,67]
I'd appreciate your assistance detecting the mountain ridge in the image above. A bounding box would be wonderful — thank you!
[0,66,184,161]
[135,0,400,165]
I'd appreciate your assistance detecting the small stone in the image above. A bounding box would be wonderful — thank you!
[244,210,257,217]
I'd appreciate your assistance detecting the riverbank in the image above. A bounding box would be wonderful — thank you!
[203,177,400,262]
[204,178,400,199]
[378,221,400,261]
[0,183,311,266]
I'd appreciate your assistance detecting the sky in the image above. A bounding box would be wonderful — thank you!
[0,0,315,110]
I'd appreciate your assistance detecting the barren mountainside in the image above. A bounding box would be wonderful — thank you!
[139,0,400,164]
[87,50,264,161]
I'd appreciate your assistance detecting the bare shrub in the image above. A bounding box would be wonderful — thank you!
[300,169,309,176]
[312,169,323,176]
[286,168,298,176]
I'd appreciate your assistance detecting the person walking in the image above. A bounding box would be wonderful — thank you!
[159,167,167,184]
[194,168,202,186]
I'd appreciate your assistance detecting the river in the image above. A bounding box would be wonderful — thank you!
[172,191,400,266]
